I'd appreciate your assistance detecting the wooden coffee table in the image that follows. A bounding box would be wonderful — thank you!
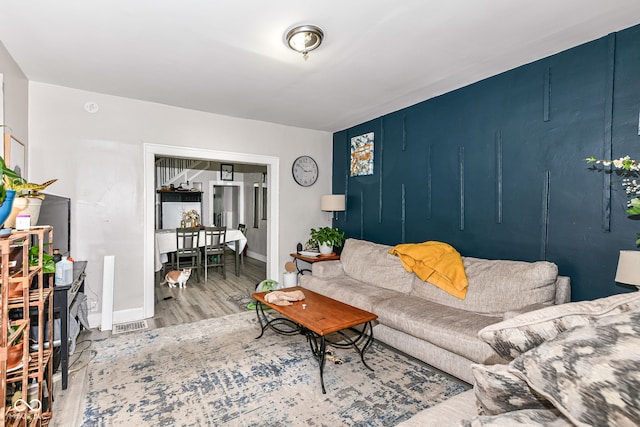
[252,286,378,393]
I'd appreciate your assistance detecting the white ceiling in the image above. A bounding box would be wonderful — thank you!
[1,1,640,132]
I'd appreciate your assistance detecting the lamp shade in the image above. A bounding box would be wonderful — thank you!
[615,250,640,287]
[321,195,345,212]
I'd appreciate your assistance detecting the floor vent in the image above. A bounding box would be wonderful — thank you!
[112,320,149,335]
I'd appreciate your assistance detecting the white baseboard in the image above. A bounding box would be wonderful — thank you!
[247,251,266,263]
[89,307,146,331]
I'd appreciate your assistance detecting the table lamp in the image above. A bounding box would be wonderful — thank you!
[321,195,345,221]
[614,250,640,288]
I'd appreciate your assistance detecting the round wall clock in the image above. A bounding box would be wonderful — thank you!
[292,155,319,187]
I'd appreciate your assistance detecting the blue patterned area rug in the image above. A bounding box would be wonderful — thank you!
[83,311,466,426]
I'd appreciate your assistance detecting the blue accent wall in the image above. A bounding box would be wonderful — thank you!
[332,24,640,302]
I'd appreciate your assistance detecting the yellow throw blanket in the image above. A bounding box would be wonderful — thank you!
[389,241,468,299]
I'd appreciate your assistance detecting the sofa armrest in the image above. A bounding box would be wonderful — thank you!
[503,276,570,319]
[555,275,571,305]
[311,260,345,279]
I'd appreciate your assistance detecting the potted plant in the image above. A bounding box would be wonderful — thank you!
[7,323,25,370]
[3,174,57,228]
[309,226,345,255]
[29,245,56,274]
[0,155,21,228]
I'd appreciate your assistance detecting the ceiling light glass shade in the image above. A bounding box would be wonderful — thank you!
[285,25,324,61]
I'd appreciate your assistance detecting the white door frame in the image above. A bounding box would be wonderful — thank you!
[143,143,279,319]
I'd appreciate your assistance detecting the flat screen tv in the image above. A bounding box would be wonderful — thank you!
[38,193,71,257]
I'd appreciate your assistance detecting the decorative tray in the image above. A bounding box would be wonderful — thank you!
[298,251,320,257]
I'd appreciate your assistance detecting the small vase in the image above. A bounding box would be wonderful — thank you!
[319,243,333,255]
[7,280,23,298]
[0,190,16,228]
[7,340,24,370]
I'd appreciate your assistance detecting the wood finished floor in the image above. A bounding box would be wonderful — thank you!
[51,256,266,427]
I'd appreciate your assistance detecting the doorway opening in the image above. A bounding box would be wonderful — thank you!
[144,144,280,320]
[211,184,241,228]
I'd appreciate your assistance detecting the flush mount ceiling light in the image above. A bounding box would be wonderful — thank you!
[285,25,324,61]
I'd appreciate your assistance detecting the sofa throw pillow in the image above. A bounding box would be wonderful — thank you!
[340,239,414,294]
[509,311,640,427]
[410,257,557,315]
[455,409,572,427]
[471,363,554,416]
[478,291,640,360]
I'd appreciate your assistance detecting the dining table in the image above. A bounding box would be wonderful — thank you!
[154,228,248,276]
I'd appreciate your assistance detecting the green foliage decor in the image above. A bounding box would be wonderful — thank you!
[0,155,22,204]
[29,245,56,274]
[586,155,640,245]
[309,226,345,247]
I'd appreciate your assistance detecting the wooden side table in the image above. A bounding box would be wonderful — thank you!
[290,252,340,275]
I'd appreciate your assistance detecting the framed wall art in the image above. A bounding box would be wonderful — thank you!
[221,164,234,181]
[350,132,374,176]
[3,133,26,178]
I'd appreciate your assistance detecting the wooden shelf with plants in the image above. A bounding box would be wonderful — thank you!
[1,227,54,427]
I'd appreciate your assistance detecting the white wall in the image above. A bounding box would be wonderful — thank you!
[0,42,28,146]
[28,82,332,326]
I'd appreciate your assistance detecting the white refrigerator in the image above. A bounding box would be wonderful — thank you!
[161,202,201,229]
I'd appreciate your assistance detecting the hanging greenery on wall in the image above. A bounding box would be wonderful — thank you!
[586,156,640,245]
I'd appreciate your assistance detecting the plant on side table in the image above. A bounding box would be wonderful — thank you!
[309,226,346,255]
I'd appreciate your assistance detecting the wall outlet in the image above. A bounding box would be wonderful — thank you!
[89,299,98,312]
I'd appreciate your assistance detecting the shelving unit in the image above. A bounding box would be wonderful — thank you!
[1,227,54,427]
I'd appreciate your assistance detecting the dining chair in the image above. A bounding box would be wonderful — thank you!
[175,227,201,283]
[226,224,246,272]
[203,226,226,281]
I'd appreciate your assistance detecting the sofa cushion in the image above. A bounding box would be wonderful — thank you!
[456,409,572,427]
[479,291,640,360]
[340,239,414,294]
[410,257,558,315]
[375,296,504,364]
[509,311,640,427]
[309,259,345,279]
[299,274,400,313]
[471,363,553,416]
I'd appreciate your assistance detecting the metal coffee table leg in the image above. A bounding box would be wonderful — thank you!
[254,301,300,338]
[305,321,375,394]
[304,330,328,393]
[329,321,375,371]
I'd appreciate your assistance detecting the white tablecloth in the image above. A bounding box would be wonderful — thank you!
[154,228,247,273]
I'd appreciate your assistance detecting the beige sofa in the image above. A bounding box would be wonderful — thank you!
[299,238,571,384]
[398,290,640,426]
